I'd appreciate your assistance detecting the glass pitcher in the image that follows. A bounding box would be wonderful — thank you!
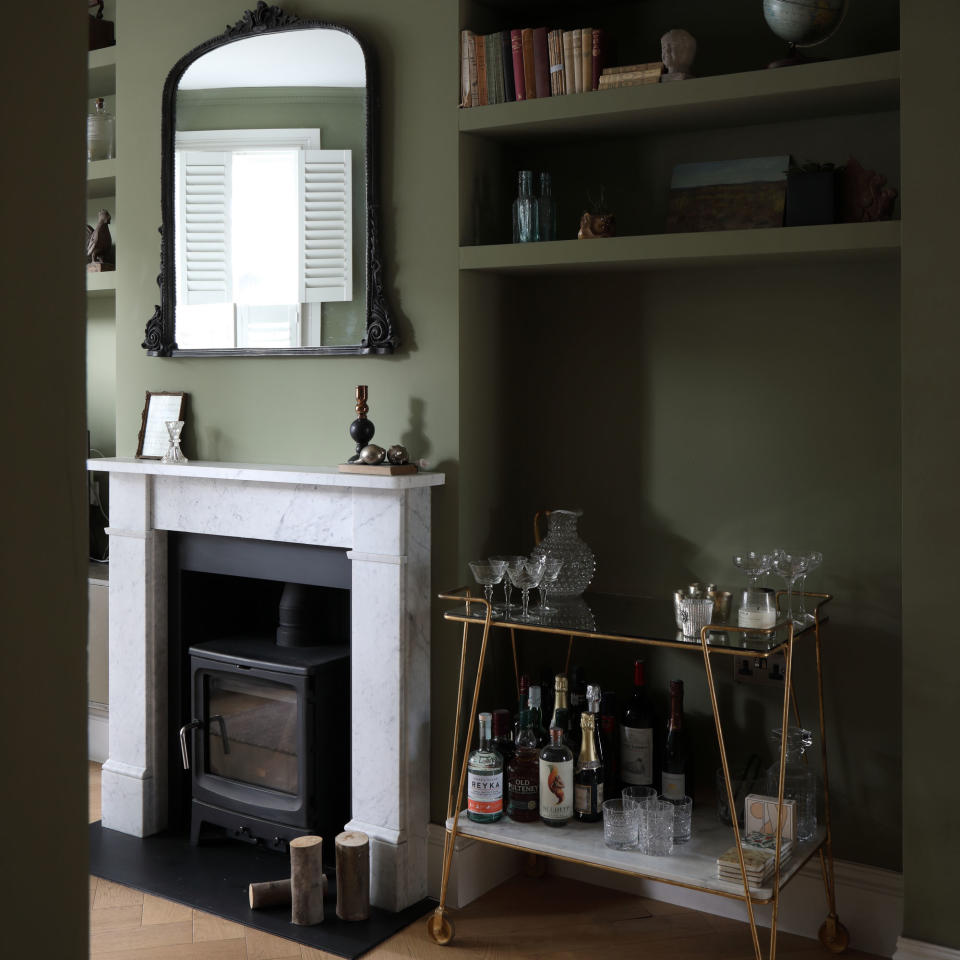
[765,726,817,842]
[532,509,596,597]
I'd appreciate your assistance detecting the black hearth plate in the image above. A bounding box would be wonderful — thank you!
[89,822,435,958]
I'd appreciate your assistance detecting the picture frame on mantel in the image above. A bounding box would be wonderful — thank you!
[136,391,187,459]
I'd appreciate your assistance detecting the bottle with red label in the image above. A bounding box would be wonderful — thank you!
[467,712,503,822]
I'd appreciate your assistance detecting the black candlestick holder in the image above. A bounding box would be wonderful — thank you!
[347,385,375,462]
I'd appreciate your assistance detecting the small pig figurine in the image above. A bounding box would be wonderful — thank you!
[577,211,616,239]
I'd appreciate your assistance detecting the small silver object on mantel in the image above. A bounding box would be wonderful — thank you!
[387,444,409,465]
[358,444,386,465]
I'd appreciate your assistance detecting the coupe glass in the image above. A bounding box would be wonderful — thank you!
[536,557,563,612]
[770,550,809,628]
[508,558,545,621]
[468,560,506,614]
[794,551,823,627]
[490,555,525,612]
[733,551,772,589]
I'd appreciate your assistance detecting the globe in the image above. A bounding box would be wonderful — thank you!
[762,0,847,48]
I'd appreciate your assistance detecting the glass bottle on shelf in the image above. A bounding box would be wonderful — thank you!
[549,674,569,731]
[87,97,115,162]
[620,659,655,790]
[661,680,689,800]
[467,712,503,823]
[507,709,540,822]
[599,689,619,802]
[512,673,530,742]
[766,726,817,841]
[527,683,548,746]
[491,708,514,810]
[586,683,605,770]
[538,171,558,241]
[539,725,573,827]
[512,170,539,243]
[574,712,604,822]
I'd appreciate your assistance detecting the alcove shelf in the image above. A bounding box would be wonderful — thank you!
[86,271,117,298]
[87,46,117,99]
[459,51,899,140]
[460,220,900,274]
[87,158,117,199]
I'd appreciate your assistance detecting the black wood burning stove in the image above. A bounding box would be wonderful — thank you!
[168,533,351,855]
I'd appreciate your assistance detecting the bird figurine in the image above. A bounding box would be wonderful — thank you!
[86,208,114,270]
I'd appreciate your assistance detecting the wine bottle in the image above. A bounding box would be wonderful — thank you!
[527,683,548,746]
[512,673,530,742]
[599,689,619,803]
[507,709,540,821]
[467,712,503,822]
[539,726,573,827]
[661,679,688,800]
[620,659,655,790]
[568,666,587,752]
[574,712,603,821]
[491,708,515,809]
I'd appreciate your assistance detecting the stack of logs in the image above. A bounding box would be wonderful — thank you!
[248,831,370,925]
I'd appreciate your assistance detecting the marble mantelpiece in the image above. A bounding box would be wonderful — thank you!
[88,457,444,912]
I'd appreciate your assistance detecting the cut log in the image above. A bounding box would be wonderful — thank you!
[290,835,324,925]
[335,830,370,922]
[248,875,327,910]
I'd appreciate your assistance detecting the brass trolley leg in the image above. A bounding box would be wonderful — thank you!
[812,607,849,953]
[701,627,763,960]
[429,593,495,946]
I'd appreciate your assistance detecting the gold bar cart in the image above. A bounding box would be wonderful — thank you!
[426,589,848,960]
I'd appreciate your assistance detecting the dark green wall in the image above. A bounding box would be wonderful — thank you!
[1,4,89,956]
[901,0,960,949]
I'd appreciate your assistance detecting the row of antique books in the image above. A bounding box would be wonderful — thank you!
[461,26,623,108]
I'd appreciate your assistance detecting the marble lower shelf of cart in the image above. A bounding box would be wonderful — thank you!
[445,809,826,903]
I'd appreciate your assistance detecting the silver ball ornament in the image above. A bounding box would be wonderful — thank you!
[387,444,409,465]
[359,444,386,465]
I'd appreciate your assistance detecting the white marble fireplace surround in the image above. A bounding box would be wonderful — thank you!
[88,457,444,912]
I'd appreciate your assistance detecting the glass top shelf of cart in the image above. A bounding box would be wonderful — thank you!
[441,591,830,655]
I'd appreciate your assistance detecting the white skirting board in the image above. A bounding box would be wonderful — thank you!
[894,938,960,960]
[88,701,109,763]
[426,823,903,957]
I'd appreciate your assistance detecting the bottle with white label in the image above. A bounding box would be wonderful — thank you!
[620,659,654,791]
[539,726,574,827]
[467,712,503,822]
[661,679,688,800]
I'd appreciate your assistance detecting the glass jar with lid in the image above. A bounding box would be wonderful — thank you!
[87,97,115,162]
[765,726,817,841]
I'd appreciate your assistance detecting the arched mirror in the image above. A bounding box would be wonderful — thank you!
[143,2,397,356]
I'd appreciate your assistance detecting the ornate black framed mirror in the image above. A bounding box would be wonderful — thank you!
[143,2,397,357]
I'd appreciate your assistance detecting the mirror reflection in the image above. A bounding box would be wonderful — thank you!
[174,29,367,350]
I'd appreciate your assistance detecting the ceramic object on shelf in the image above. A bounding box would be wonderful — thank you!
[532,509,596,597]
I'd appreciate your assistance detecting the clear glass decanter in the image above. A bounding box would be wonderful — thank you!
[87,97,115,162]
[160,420,189,464]
[532,509,596,597]
[538,171,558,241]
[512,170,539,243]
[765,726,817,842]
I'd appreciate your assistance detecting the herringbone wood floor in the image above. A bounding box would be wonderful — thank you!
[89,764,883,959]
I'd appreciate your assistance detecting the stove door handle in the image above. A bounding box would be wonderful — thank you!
[179,719,202,769]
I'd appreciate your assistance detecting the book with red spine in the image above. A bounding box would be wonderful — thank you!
[460,29,472,107]
[511,28,526,101]
[533,27,551,98]
[580,27,592,92]
[521,28,537,100]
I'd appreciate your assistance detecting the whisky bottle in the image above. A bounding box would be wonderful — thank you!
[620,659,655,790]
[512,673,530,741]
[539,726,574,827]
[528,683,548,746]
[574,712,604,821]
[507,710,540,821]
[491,708,515,809]
[467,712,503,822]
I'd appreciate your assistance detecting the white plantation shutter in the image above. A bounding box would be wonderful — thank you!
[300,149,352,303]
[178,151,232,305]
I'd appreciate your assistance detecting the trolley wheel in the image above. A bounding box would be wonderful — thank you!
[426,908,455,946]
[818,915,850,954]
[524,853,547,878]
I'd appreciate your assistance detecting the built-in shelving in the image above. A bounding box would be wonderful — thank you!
[459,51,899,141]
[460,220,900,274]
[86,271,117,298]
[449,810,826,903]
[87,47,117,99]
[87,158,117,199]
